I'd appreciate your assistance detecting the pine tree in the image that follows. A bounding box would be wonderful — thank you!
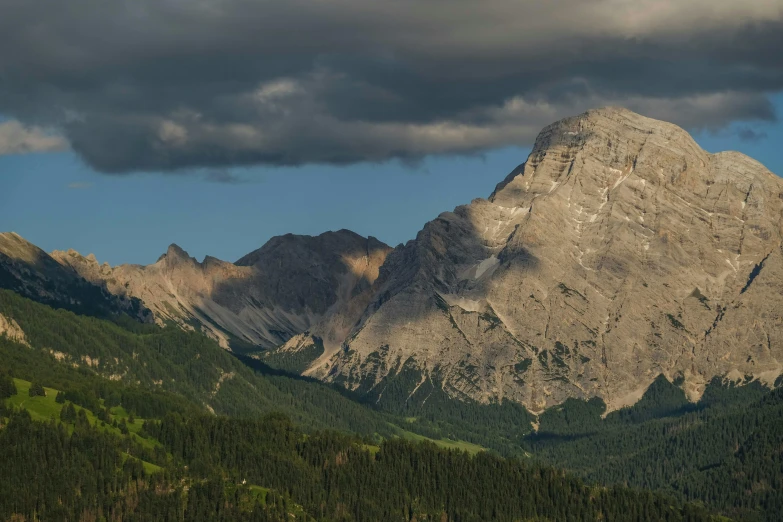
[28,382,45,397]
[0,372,16,399]
[60,403,77,423]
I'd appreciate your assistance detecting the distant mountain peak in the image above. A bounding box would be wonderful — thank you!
[48,228,391,351]
[157,243,194,264]
[2,235,152,322]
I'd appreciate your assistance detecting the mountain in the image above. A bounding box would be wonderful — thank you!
[7,107,781,417]
[3,107,783,521]
[307,107,783,413]
[52,230,391,350]
[0,231,151,321]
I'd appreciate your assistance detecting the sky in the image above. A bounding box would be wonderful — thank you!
[0,1,782,265]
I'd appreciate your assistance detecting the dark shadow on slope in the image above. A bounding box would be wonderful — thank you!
[605,374,695,424]
[210,230,391,347]
[740,252,770,294]
[232,352,376,405]
[0,243,150,323]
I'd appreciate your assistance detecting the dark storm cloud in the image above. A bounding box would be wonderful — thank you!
[1,0,781,171]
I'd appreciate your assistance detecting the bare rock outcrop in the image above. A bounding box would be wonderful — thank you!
[0,312,28,346]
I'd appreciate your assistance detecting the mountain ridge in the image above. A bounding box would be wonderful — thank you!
[0,231,152,322]
[49,229,392,350]
[3,106,781,415]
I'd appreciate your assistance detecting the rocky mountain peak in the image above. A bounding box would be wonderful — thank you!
[235,229,375,267]
[157,243,194,265]
[313,107,783,413]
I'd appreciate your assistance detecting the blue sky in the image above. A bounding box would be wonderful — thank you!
[1,93,781,267]
[0,145,531,265]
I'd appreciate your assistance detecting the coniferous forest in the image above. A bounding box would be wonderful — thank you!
[0,289,781,520]
[0,398,727,522]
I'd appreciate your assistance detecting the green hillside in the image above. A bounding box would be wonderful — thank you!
[0,288,500,451]
[1,375,726,522]
[0,288,399,437]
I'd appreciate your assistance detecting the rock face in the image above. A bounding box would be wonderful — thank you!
[307,108,783,412]
[53,230,391,350]
[0,232,150,321]
[0,312,28,346]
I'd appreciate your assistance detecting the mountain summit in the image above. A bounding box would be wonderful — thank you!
[305,107,783,412]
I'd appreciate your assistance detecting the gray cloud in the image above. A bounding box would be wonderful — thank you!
[736,126,769,142]
[0,120,68,155]
[1,0,781,172]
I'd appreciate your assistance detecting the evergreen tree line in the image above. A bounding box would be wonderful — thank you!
[0,400,727,522]
[524,375,783,521]
[141,412,728,522]
[0,410,292,522]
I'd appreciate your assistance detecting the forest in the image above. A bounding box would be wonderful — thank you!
[524,375,783,521]
[0,378,727,522]
[0,289,781,520]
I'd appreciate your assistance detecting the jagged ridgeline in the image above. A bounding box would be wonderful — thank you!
[11,108,780,419]
[0,232,152,321]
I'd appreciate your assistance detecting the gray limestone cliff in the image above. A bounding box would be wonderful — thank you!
[310,107,783,412]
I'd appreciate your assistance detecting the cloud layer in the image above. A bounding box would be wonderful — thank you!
[0,121,68,156]
[1,0,781,172]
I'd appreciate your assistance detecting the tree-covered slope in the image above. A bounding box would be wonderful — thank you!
[525,375,783,521]
[0,288,397,437]
[0,377,728,522]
